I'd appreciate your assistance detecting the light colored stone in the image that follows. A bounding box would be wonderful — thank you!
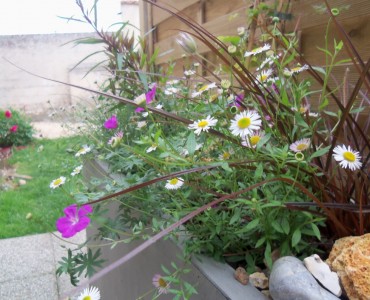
[269,256,340,300]
[19,179,27,185]
[304,254,341,296]
[326,233,370,300]
[249,272,269,289]
[234,266,249,285]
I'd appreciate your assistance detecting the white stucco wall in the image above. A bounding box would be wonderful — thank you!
[0,1,139,120]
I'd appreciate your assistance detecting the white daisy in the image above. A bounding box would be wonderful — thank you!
[137,121,147,129]
[191,82,217,98]
[229,111,262,138]
[219,150,233,160]
[284,64,309,76]
[188,115,218,135]
[75,145,91,157]
[71,165,83,176]
[164,87,179,95]
[184,69,195,77]
[146,143,158,153]
[165,178,184,190]
[244,44,271,57]
[333,145,362,171]
[242,131,265,148]
[256,69,273,83]
[77,286,101,300]
[290,138,311,153]
[152,274,170,295]
[50,176,66,189]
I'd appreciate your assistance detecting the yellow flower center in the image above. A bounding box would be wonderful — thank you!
[169,178,179,185]
[299,107,306,113]
[261,75,268,82]
[250,135,260,145]
[222,152,231,159]
[343,151,356,162]
[82,296,91,300]
[237,117,251,129]
[199,85,208,92]
[158,277,167,288]
[296,143,308,151]
[198,120,209,128]
[291,67,301,72]
[53,179,62,186]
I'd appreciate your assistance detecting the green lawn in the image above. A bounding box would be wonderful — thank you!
[0,136,87,239]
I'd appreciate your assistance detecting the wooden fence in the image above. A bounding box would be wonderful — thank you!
[139,0,370,111]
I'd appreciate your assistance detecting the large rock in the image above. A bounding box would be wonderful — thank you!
[326,233,370,300]
[269,256,339,300]
[304,254,341,297]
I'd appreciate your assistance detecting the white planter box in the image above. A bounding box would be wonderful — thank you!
[83,159,267,299]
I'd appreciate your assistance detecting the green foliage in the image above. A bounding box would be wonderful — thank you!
[55,1,369,297]
[0,108,34,147]
[56,248,106,286]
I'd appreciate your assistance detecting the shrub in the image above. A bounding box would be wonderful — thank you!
[0,108,34,147]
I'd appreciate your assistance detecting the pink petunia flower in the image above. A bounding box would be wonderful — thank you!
[135,85,157,113]
[5,110,12,118]
[56,204,93,238]
[104,115,118,129]
[9,125,18,132]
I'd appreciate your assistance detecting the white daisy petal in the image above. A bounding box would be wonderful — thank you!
[165,178,184,190]
[290,138,311,153]
[229,111,262,138]
[188,115,218,135]
[50,176,66,189]
[333,145,362,171]
[77,286,101,300]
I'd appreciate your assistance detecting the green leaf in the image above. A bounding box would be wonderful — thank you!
[254,163,263,180]
[217,35,241,45]
[281,218,290,235]
[310,223,321,240]
[185,131,196,155]
[221,162,233,172]
[264,242,273,269]
[309,145,331,160]
[255,236,266,248]
[271,220,284,233]
[246,218,260,231]
[229,209,241,225]
[291,228,301,247]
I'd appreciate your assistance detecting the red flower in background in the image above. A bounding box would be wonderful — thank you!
[5,110,12,118]
[9,125,18,132]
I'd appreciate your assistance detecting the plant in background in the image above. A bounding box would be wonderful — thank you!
[0,108,34,148]
[51,0,369,298]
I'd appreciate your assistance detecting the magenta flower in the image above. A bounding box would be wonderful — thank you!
[5,110,12,118]
[9,125,18,132]
[135,85,157,113]
[56,204,93,238]
[104,115,118,129]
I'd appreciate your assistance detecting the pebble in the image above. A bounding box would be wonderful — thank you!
[269,256,340,300]
[234,266,249,285]
[249,272,269,289]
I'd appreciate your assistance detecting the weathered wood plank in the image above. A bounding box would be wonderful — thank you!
[152,0,200,25]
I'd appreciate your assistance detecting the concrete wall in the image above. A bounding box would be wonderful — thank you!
[0,1,140,121]
[0,32,107,120]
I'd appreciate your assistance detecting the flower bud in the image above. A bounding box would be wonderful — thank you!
[176,33,197,54]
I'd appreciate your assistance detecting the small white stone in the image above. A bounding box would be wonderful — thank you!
[19,179,27,185]
[304,254,342,297]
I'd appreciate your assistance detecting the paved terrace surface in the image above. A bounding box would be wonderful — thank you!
[0,122,85,299]
[0,231,85,300]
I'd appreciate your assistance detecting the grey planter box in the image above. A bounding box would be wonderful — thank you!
[83,159,267,299]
